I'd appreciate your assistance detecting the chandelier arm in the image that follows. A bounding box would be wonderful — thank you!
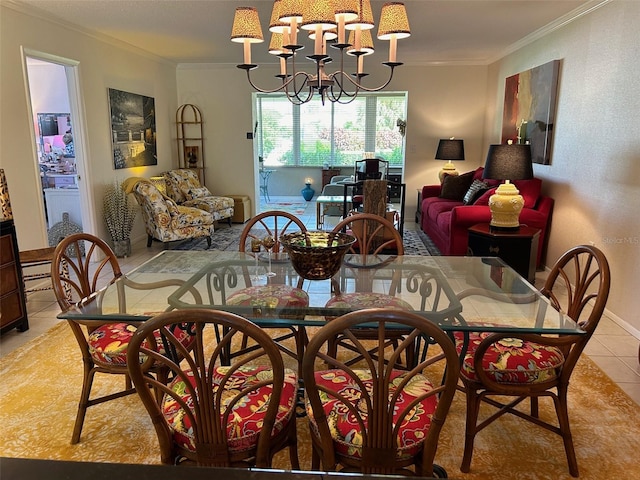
[283,71,314,105]
[241,66,315,97]
[329,64,399,93]
[325,74,358,104]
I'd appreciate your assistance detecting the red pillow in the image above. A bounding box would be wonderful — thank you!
[513,178,542,208]
[472,167,485,181]
[473,188,495,206]
[473,178,541,209]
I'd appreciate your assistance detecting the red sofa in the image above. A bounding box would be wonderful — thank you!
[420,167,554,267]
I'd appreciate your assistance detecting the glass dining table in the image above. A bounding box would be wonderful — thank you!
[58,250,584,370]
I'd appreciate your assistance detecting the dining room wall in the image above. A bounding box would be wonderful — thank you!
[177,62,489,216]
[0,3,179,250]
[482,0,640,335]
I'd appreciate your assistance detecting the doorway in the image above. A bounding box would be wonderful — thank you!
[24,53,90,240]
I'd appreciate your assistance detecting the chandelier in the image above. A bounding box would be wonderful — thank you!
[231,0,410,105]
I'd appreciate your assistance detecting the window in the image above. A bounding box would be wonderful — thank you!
[255,92,407,168]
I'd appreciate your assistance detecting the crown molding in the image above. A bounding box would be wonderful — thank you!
[2,0,176,67]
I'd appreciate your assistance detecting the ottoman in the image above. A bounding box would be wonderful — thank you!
[225,195,251,223]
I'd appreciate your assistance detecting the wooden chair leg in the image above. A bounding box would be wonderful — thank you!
[71,363,96,444]
[311,444,321,470]
[460,384,482,473]
[288,423,300,470]
[147,235,153,247]
[531,396,539,417]
[554,388,579,477]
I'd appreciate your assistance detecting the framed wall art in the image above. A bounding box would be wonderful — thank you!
[501,60,560,165]
[108,88,157,169]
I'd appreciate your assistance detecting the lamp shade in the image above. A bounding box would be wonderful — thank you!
[483,143,533,180]
[231,7,264,43]
[346,0,374,30]
[301,0,337,31]
[335,0,359,23]
[268,33,285,55]
[435,138,465,161]
[278,0,305,23]
[269,0,289,34]
[377,2,411,40]
[347,29,375,55]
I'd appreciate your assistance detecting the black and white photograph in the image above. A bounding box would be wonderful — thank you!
[108,88,157,169]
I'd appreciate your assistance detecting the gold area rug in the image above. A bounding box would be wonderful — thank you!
[1,322,639,480]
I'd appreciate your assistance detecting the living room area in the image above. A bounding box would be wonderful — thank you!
[2,0,640,477]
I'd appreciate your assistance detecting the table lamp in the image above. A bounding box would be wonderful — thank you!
[435,138,465,182]
[482,141,533,231]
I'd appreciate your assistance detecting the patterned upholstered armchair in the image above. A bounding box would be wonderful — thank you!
[127,178,214,248]
[163,169,234,225]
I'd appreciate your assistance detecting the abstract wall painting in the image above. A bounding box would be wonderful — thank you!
[501,60,561,165]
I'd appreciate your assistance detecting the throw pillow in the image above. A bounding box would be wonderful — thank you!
[473,188,495,206]
[439,171,474,201]
[463,179,490,205]
[513,178,542,209]
[185,186,212,200]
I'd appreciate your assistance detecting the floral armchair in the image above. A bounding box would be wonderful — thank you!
[162,169,234,225]
[126,178,214,248]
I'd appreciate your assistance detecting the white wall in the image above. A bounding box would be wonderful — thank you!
[484,0,640,335]
[177,62,489,216]
[0,4,179,249]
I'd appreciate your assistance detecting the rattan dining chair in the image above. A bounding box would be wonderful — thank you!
[302,308,459,477]
[51,233,199,444]
[325,213,410,367]
[223,211,309,375]
[456,245,611,477]
[126,308,299,468]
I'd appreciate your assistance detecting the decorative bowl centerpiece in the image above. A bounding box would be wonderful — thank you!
[280,231,356,280]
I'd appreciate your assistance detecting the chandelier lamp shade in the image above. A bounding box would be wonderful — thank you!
[231,0,411,105]
[482,141,534,231]
[435,138,465,182]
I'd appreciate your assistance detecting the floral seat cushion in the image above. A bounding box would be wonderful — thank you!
[227,285,309,310]
[454,329,565,384]
[87,322,193,366]
[325,293,413,311]
[162,365,298,454]
[306,369,438,460]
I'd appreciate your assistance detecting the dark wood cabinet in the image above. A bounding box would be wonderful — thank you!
[467,223,540,284]
[321,168,341,189]
[0,219,29,333]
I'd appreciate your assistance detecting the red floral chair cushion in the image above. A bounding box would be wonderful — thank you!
[306,369,438,461]
[227,285,309,310]
[454,330,565,384]
[325,293,413,311]
[88,322,193,366]
[162,365,298,454]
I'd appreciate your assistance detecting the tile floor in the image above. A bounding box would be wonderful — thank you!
[2,196,639,405]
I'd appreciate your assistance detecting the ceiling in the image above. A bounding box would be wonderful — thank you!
[10,0,603,66]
